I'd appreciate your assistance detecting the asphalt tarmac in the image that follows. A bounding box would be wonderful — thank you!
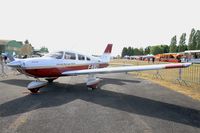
[0,73,200,133]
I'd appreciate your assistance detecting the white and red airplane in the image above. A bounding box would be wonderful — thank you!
[7,44,191,93]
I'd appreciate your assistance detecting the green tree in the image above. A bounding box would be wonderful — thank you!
[196,30,200,50]
[130,47,134,55]
[188,28,196,50]
[121,47,128,57]
[144,46,151,55]
[40,46,49,53]
[24,40,29,45]
[178,33,187,52]
[160,45,169,53]
[133,48,143,55]
[139,48,144,55]
[150,45,164,55]
[169,35,177,53]
[127,47,133,56]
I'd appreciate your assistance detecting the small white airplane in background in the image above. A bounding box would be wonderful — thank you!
[7,44,191,93]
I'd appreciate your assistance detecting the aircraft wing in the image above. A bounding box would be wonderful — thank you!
[62,63,191,76]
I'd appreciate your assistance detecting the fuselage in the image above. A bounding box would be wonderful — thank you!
[8,51,109,78]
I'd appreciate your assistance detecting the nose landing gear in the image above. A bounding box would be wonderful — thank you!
[27,80,47,93]
[86,75,101,90]
[29,88,40,93]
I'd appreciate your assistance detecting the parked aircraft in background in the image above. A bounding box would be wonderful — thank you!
[7,44,191,93]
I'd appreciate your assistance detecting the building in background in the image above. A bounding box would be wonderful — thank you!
[0,40,34,57]
[0,40,10,54]
[0,40,23,55]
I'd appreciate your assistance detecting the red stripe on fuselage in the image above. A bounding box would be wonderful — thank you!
[21,64,109,78]
[99,63,109,68]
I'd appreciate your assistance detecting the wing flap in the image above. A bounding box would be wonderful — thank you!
[62,63,191,76]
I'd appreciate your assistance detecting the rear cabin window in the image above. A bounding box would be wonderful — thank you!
[65,52,76,60]
[78,54,85,60]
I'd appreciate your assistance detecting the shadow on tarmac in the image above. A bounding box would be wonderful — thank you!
[100,77,141,84]
[0,78,200,128]
[0,79,32,87]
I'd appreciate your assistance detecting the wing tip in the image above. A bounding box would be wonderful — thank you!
[165,62,192,69]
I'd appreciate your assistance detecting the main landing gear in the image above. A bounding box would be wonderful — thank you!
[45,77,58,83]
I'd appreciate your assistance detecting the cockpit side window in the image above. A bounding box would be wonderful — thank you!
[78,54,85,60]
[45,51,63,59]
[65,52,76,60]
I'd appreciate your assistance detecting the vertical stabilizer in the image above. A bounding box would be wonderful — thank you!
[100,44,113,63]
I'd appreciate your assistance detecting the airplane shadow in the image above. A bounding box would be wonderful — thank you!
[0,79,200,128]
[0,79,33,88]
[0,77,141,87]
[99,77,141,85]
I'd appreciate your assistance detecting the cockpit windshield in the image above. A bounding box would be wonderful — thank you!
[44,51,64,59]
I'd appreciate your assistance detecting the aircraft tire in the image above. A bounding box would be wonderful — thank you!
[46,79,54,83]
[46,78,58,83]
[29,88,39,93]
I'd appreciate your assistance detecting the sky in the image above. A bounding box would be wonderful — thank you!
[0,0,200,56]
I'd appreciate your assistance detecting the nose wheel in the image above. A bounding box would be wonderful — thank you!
[87,86,98,91]
[27,80,47,94]
[86,75,100,90]
[46,79,54,83]
[28,88,40,93]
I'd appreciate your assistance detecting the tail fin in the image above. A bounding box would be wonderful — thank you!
[100,44,113,63]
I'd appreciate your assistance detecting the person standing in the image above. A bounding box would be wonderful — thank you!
[152,57,155,63]
[0,55,6,76]
[147,57,150,63]
[4,55,7,64]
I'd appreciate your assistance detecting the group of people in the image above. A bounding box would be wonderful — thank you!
[147,57,155,63]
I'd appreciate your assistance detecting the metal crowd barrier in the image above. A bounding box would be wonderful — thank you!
[139,62,200,87]
[111,59,200,87]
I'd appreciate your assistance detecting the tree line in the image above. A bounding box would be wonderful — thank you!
[121,28,200,57]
